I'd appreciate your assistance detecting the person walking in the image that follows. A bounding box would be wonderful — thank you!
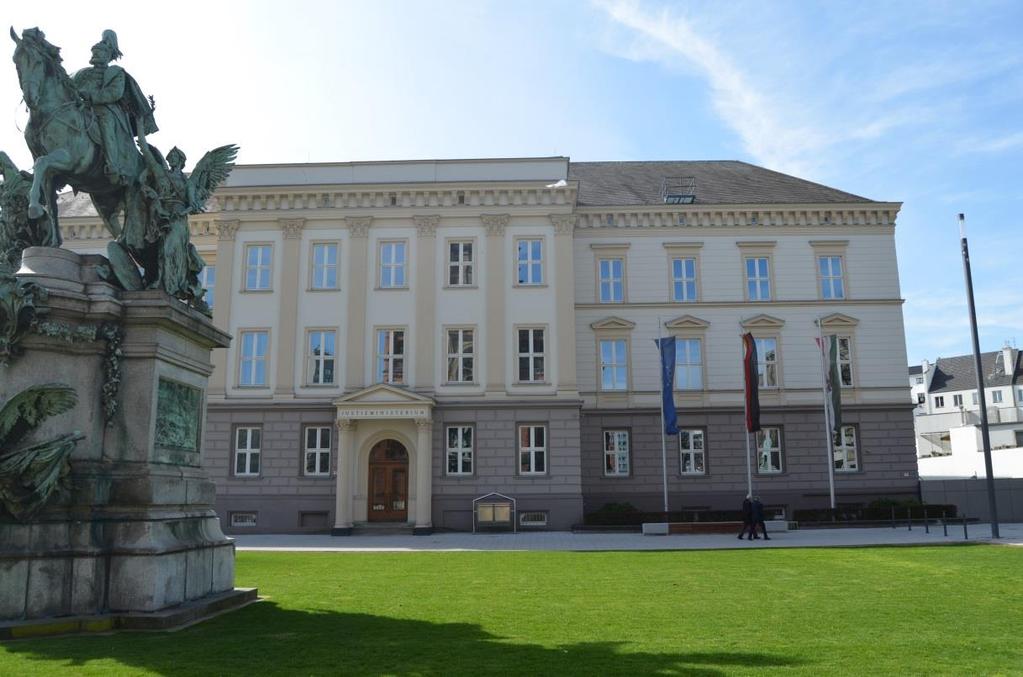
[738,495,755,540]
[752,496,770,540]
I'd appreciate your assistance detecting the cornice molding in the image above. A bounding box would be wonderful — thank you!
[741,313,786,329]
[664,314,710,330]
[590,316,637,331]
[817,312,860,328]
[575,204,900,229]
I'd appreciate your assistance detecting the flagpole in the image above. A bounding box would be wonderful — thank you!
[816,317,837,511]
[657,316,669,514]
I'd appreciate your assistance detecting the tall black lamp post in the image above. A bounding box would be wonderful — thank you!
[959,213,1000,538]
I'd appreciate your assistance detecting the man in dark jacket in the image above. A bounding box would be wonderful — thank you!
[752,496,770,540]
[738,495,755,540]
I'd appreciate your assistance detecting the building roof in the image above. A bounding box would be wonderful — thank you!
[56,157,877,219]
[568,160,872,206]
[928,350,1021,394]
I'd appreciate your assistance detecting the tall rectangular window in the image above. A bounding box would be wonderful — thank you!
[833,425,858,472]
[598,258,624,303]
[756,427,783,474]
[446,425,473,475]
[934,395,944,408]
[312,243,339,289]
[245,245,272,291]
[235,427,261,476]
[304,426,331,476]
[672,257,698,302]
[239,331,268,387]
[674,338,703,390]
[837,336,853,387]
[376,329,406,384]
[200,265,216,308]
[448,241,474,286]
[599,339,627,391]
[679,429,706,475]
[519,425,546,474]
[446,328,475,383]
[745,257,771,301]
[517,239,543,285]
[953,394,964,407]
[754,337,778,388]
[517,328,545,382]
[992,390,1004,404]
[307,330,336,385]
[819,256,845,299]
[380,241,407,288]
[603,430,630,476]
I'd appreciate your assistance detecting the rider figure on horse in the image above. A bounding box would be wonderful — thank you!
[71,30,157,187]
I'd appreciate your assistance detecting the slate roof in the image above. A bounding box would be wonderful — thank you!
[928,350,1021,394]
[568,160,872,206]
[56,158,876,218]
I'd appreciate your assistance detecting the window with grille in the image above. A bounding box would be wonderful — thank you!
[304,426,331,476]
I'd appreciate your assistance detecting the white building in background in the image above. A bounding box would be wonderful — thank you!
[911,345,1023,471]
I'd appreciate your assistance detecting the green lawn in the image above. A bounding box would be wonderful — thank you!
[1,545,1021,675]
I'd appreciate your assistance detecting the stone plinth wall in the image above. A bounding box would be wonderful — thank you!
[0,248,236,621]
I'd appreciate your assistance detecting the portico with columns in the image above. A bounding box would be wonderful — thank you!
[331,384,436,535]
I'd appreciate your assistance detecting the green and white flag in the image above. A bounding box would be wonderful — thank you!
[825,335,842,432]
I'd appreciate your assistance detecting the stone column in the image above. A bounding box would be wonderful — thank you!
[208,219,239,398]
[345,217,372,391]
[414,417,434,534]
[332,418,356,535]
[413,216,439,391]
[275,219,305,398]
[482,214,509,395]
[551,214,578,396]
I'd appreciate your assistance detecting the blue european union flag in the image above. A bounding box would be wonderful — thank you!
[654,337,680,435]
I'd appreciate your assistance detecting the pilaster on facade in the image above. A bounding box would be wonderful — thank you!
[413,216,439,391]
[208,219,242,397]
[345,216,373,390]
[551,213,578,396]
[275,218,307,398]
[483,215,509,394]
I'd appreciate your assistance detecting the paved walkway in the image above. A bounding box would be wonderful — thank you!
[234,522,1023,553]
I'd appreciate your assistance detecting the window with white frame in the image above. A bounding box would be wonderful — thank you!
[245,245,272,291]
[972,392,979,405]
[679,429,706,475]
[934,395,944,408]
[446,328,475,383]
[754,337,778,388]
[745,257,771,301]
[379,241,407,288]
[603,430,630,476]
[200,265,216,308]
[448,241,474,286]
[312,243,339,289]
[1018,388,1023,402]
[599,339,627,391]
[953,394,964,407]
[446,425,473,475]
[304,426,331,476]
[598,258,624,303]
[376,329,405,383]
[833,425,858,472]
[672,257,698,302]
[837,336,853,387]
[674,338,703,390]
[819,256,845,300]
[756,427,783,474]
[234,427,261,476]
[307,330,336,385]
[239,331,269,387]
[517,328,545,382]
[992,389,1003,404]
[517,239,543,285]
[518,425,546,474]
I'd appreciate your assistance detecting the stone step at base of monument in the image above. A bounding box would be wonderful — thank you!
[0,587,259,640]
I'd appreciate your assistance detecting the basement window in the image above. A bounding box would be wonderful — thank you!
[230,512,257,528]
[520,511,548,528]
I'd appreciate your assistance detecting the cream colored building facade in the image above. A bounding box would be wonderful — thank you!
[59,157,919,532]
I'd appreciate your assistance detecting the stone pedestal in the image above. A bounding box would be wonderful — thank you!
[0,248,253,631]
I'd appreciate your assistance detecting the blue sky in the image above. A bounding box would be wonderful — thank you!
[2,0,1021,364]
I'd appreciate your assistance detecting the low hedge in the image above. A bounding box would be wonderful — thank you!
[793,503,958,523]
[584,504,744,526]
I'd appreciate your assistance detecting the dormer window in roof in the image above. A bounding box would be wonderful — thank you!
[662,176,696,204]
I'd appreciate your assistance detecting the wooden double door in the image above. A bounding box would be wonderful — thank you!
[367,439,409,522]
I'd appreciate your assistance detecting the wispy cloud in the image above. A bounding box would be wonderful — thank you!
[958,131,1023,154]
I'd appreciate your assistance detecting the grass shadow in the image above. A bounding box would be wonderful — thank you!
[2,600,808,676]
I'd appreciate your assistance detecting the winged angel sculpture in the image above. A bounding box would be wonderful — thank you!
[0,385,83,521]
[7,27,237,314]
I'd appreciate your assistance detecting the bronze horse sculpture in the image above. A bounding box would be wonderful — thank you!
[9,27,152,274]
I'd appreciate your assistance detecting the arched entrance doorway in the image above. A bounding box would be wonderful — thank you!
[367,439,409,522]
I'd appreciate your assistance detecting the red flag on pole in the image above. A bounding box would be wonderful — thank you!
[742,333,761,433]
